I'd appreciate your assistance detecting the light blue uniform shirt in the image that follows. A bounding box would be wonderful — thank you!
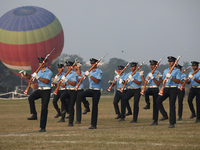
[76,71,85,89]
[89,68,103,89]
[178,73,187,88]
[163,67,181,86]
[189,70,200,87]
[115,73,127,89]
[125,71,142,88]
[145,70,161,86]
[58,72,66,89]
[33,67,53,88]
[58,72,65,79]
[64,70,78,88]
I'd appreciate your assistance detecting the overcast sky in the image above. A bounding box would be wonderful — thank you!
[1,0,200,64]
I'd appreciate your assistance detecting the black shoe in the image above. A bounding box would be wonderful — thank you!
[130,120,137,123]
[82,108,90,114]
[189,114,196,119]
[115,115,121,119]
[177,117,182,121]
[125,112,132,116]
[119,118,125,121]
[27,114,37,120]
[57,118,65,122]
[150,121,158,126]
[88,126,97,129]
[38,128,46,132]
[195,119,200,123]
[168,124,175,128]
[143,105,150,109]
[67,124,73,127]
[75,121,81,124]
[159,116,168,121]
[54,112,61,118]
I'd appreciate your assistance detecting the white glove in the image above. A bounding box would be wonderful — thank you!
[85,71,91,77]
[148,73,154,80]
[116,74,120,79]
[108,80,112,84]
[61,76,68,82]
[139,69,144,76]
[156,72,162,79]
[166,73,172,79]
[76,62,82,67]
[119,78,124,84]
[19,70,26,75]
[54,75,60,82]
[189,74,195,80]
[32,72,39,79]
[128,75,134,81]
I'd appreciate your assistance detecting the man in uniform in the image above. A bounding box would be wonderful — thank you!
[142,60,162,125]
[52,63,65,118]
[109,65,132,119]
[74,62,90,124]
[157,56,181,128]
[58,61,77,126]
[19,57,53,132]
[177,64,187,121]
[81,58,103,129]
[120,62,142,123]
[187,61,200,122]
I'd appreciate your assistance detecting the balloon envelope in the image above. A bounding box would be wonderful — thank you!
[0,6,64,74]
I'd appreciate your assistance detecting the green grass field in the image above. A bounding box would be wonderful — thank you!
[0,96,199,150]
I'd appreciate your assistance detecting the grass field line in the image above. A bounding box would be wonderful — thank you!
[1,133,200,148]
[38,140,200,147]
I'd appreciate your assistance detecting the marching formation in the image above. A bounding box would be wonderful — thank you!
[19,53,200,132]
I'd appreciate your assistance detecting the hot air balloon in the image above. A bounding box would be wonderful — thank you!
[0,6,64,76]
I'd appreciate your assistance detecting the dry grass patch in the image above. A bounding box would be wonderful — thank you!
[0,96,199,150]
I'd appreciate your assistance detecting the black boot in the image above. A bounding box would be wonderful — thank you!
[27,114,37,120]
[82,107,90,114]
[143,104,150,109]
[168,124,175,128]
[54,112,61,118]
[150,121,158,126]
[159,116,168,121]
[189,114,196,119]
[125,112,132,116]
[58,110,66,122]
[115,115,121,119]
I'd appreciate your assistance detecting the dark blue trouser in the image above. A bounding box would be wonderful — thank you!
[60,90,77,124]
[52,90,65,113]
[177,89,185,118]
[121,88,141,121]
[81,89,101,127]
[157,87,177,125]
[113,90,132,116]
[188,87,200,120]
[28,89,51,129]
[145,88,159,121]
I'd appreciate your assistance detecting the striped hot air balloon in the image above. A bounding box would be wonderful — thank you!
[0,6,64,75]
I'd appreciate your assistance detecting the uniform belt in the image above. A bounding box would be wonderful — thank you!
[192,86,200,88]
[128,87,140,89]
[59,88,66,90]
[165,86,177,88]
[148,85,158,88]
[178,86,185,89]
[89,88,100,90]
[77,88,83,90]
[38,87,51,90]
[117,88,127,91]
[66,88,75,90]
